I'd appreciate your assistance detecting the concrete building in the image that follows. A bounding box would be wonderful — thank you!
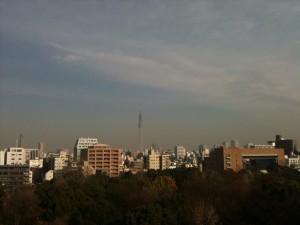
[274,135,298,156]
[29,159,43,168]
[132,158,144,173]
[0,165,30,190]
[82,161,96,177]
[25,149,39,161]
[74,137,98,162]
[245,143,275,149]
[29,159,44,184]
[50,149,70,172]
[6,148,26,165]
[205,147,285,172]
[160,154,170,170]
[51,157,67,171]
[222,141,230,148]
[148,155,160,170]
[38,142,44,158]
[0,150,6,165]
[82,144,122,177]
[174,146,186,160]
[231,139,240,148]
[286,156,300,168]
[145,149,170,170]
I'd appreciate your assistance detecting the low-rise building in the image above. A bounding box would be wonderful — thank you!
[0,165,30,190]
[286,155,300,168]
[82,161,96,177]
[205,147,285,172]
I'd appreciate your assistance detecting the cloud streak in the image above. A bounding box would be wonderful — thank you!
[50,55,81,64]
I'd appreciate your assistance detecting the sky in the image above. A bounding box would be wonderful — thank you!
[0,0,299,152]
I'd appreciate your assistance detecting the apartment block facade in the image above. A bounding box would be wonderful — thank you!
[0,165,30,190]
[205,147,285,172]
[82,144,122,177]
[74,137,98,162]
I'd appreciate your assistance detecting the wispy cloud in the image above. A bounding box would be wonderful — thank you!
[46,38,300,111]
[50,54,81,64]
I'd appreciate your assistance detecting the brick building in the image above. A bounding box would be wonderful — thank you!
[205,147,285,172]
[81,144,122,177]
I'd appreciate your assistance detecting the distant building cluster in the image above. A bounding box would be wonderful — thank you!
[0,133,299,191]
[0,134,75,190]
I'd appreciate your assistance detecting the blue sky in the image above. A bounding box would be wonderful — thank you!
[1,0,299,151]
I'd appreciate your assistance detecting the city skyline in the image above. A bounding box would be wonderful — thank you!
[1,1,300,151]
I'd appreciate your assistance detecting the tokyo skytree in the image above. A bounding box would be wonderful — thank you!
[138,112,143,152]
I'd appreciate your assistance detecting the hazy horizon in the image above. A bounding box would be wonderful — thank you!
[1,0,299,151]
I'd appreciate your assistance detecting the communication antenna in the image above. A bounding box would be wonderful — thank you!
[138,112,143,152]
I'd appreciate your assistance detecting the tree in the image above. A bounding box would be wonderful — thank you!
[1,188,40,225]
[143,176,177,201]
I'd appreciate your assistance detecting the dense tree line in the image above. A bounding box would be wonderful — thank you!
[1,166,300,225]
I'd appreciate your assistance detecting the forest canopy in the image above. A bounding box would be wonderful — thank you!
[1,167,300,225]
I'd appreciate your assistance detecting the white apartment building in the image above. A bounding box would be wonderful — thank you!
[286,156,300,168]
[6,148,26,165]
[29,159,43,168]
[146,149,170,170]
[175,146,186,160]
[74,137,98,162]
[52,158,66,171]
[51,149,70,171]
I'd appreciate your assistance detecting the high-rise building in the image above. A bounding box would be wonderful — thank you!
[274,135,298,156]
[17,133,24,148]
[82,144,122,177]
[221,141,230,148]
[38,142,44,158]
[174,146,186,160]
[25,149,39,161]
[74,137,98,162]
[231,139,239,148]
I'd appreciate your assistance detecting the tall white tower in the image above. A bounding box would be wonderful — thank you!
[138,112,143,152]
